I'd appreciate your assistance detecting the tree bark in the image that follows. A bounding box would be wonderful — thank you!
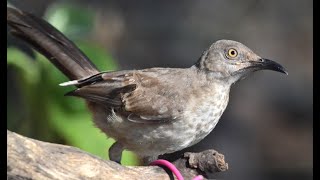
[7,130,228,180]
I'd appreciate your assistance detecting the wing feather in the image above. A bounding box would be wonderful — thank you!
[64,69,186,123]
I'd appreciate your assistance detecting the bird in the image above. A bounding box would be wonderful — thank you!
[7,7,287,165]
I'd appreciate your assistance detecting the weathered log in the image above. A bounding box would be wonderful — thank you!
[7,130,228,179]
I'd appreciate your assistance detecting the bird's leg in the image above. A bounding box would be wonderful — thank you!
[109,141,124,164]
[142,155,159,165]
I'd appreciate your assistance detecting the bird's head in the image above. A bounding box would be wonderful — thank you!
[195,40,288,84]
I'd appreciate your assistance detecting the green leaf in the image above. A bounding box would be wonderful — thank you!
[76,41,118,71]
[48,101,139,165]
[7,47,40,84]
[44,2,94,39]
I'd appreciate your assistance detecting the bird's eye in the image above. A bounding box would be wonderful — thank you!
[227,48,238,59]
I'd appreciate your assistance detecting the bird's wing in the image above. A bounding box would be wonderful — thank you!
[63,69,185,123]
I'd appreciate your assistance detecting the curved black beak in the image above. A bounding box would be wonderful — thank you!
[254,58,288,75]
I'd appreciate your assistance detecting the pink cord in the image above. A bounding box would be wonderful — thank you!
[150,159,203,180]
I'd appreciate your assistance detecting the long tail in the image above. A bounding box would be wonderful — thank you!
[7,7,100,80]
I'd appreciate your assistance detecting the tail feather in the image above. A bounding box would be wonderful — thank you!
[7,7,99,80]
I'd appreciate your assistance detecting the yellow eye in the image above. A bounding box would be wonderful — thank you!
[227,48,238,58]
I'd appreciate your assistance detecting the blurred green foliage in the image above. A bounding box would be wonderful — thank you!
[7,2,139,165]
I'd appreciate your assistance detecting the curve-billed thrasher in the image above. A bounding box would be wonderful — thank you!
[7,7,287,164]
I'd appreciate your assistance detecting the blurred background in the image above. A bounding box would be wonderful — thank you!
[7,0,312,179]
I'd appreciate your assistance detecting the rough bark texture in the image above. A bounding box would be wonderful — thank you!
[7,130,228,180]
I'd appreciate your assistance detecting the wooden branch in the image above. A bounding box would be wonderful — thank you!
[7,130,228,179]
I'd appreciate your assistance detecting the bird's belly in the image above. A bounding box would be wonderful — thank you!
[92,93,229,157]
[103,117,220,157]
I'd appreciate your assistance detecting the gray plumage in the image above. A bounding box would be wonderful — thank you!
[7,7,287,164]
